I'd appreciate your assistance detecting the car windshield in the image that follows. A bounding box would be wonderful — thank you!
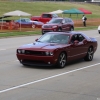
[48,18,62,24]
[24,18,31,22]
[37,33,70,44]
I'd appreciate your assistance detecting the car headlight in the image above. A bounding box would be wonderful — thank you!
[17,49,25,54]
[52,25,57,28]
[22,49,25,54]
[45,51,53,56]
[42,25,44,28]
[17,49,21,54]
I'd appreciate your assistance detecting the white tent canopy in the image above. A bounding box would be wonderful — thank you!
[2,10,31,31]
[49,10,63,14]
[3,10,31,16]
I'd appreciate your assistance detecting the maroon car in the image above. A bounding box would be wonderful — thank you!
[42,17,74,34]
[16,31,97,68]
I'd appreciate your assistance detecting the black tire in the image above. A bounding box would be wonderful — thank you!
[98,31,100,34]
[70,27,74,31]
[84,47,94,61]
[22,64,28,66]
[56,52,67,68]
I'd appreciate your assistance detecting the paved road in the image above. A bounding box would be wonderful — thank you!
[0,30,100,100]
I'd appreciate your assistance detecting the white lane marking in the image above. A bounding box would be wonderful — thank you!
[0,63,100,94]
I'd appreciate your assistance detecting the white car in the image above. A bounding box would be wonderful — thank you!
[98,25,100,34]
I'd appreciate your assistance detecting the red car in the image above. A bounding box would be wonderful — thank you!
[30,13,58,24]
[16,31,97,68]
[42,17,74,34]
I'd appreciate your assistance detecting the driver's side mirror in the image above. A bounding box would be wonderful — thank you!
[35,38,38,41]
[83,39,87,44]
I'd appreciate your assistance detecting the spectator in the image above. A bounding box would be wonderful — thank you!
[82,15,87,27]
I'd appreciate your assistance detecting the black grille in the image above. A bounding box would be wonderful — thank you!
[44,25,52,28]
[25,50,45,56]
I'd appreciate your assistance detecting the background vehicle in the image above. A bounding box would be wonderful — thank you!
[16,31,97,68]
[42,17,74,34]
[15,18,44,28]
[98,25,100,34]
[30,13,58,24]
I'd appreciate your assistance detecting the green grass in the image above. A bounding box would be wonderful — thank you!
[0,26,97,38]
[0,1,100,19]
[0,1,99,38]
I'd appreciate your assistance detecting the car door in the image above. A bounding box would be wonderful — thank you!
[62,19,67,31]
[68,34,87,61]
[65,18,71,31]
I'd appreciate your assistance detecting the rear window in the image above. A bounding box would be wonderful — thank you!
[42,14,51,18]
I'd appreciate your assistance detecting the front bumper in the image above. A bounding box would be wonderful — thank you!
[17,54,57,67]
[98,26,100,34]
[42,28,57,34]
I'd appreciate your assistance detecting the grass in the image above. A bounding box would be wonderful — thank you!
[0,1,100,19]
[0,26,97,38]
[0,1,99,38]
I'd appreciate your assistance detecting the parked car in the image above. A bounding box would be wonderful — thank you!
[98,25,100,34]
[15,18,44,28]
[16,31,97,68]
[30,13,58,24]
[42,17,74,34]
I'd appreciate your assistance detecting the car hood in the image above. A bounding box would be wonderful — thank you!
[18,42,65,51]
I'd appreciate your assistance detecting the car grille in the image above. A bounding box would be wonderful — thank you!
[43,25,52,28]
[25,50,46,56]
[21,59,53,66]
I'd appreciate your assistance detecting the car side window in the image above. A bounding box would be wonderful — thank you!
[68,18,72,22]
[65,19,68,23]
[62,19,66,24]
[78,34,85,42]
[71,34,79,43]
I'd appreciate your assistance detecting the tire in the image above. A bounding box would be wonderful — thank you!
[70,27,74,31]
[84,47,94,61]
[56,52,67,68]
[32,25,35,28]
[98,30,100,34]
[22,64,28,66]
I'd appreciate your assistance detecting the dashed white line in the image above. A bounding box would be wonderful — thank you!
[0,63,100,94]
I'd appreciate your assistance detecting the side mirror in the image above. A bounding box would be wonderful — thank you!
[35,38,38,41]
[83,39,87,44]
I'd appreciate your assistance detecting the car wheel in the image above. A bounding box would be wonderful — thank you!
[84,47,94,61]
[70,27,74,31]
[22,64,28,66]
[32,25,35,29]
[58,28,62,32]
[56,52,67,68]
